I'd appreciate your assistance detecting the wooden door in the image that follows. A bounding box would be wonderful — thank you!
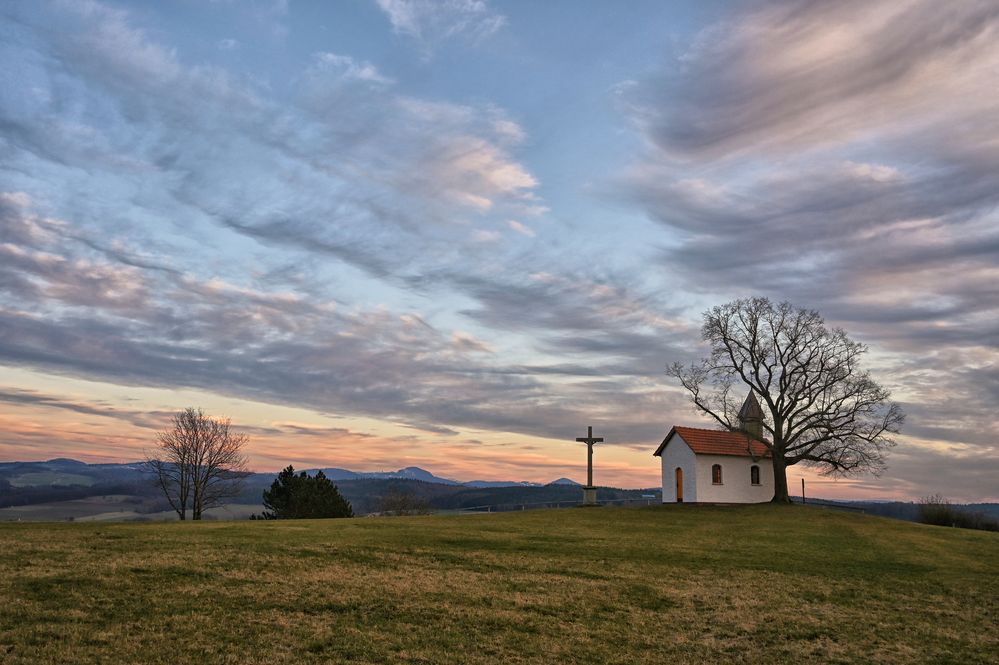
[675,467,683,503]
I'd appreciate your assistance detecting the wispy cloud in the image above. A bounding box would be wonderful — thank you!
[309,52,393,85]
[627,0,999,159]
[617,0,999,499]
[0,191,687,450]
[507,220,535,237]
[374,0,506,52]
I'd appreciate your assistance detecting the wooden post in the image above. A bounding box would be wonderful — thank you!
[801,478,806,504]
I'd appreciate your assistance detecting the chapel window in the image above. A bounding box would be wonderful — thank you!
[712,464,723,484]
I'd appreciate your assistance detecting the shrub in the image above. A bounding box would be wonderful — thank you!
[917,495,998,532]
[377,490,432,516]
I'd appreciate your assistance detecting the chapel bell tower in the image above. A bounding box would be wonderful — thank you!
[738,391,764,439]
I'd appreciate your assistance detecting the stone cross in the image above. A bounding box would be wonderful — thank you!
[576,425,603,505]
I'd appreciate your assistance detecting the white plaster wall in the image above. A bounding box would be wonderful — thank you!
[660,435,697,503]
[694,454,773,503]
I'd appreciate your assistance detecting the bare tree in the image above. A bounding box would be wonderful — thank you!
[377,489,432,517]
[669,298,904,503]
[145,408,249,520]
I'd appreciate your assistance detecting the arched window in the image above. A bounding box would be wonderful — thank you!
[751,465,760,485]
[711,464,723,484]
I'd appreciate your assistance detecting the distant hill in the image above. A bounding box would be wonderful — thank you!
[312,466,577,488]
[1,458,581,494]
[3,458,996,523]
[43,458,89,468]
[308,466,461,485]
[464,480,539,488]
[548,477,581,486]
[0,459,646,520]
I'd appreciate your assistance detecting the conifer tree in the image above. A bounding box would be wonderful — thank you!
[260,466,353,519]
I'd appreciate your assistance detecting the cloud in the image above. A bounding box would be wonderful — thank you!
[374,0,506,50]
[621,1,999,359]
[309,52,392,85]
[1,0,540,286]
[0,0,683,457]
[472,229,501,243]
[0,387,167,430]
[0,189,701,450]
[614,0,999,498]
[627,0,999,160]
[0,192,690,448]
[507,220,535,237]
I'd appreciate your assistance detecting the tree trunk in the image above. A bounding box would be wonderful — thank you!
[771,454,791,503]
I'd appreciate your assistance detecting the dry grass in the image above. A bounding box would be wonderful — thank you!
[0,504,996,664]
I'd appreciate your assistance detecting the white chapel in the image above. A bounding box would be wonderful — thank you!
[654,392,774,503]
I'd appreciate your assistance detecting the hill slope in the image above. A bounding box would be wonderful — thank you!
[0,505,996,664]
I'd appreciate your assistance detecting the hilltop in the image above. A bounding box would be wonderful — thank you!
[0,505,995,663]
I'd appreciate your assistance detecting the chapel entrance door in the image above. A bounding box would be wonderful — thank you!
[675,467,683,503]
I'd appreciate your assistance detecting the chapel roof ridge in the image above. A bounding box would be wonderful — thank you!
[655,424,770,458]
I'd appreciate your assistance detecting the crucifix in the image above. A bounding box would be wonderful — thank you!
[576,425,603,505]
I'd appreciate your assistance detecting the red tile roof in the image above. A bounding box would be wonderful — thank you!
[653,426,770,458]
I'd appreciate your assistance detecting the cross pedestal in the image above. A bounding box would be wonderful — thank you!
[575,425,603,506]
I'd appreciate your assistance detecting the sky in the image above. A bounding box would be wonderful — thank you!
[1,0,997,501]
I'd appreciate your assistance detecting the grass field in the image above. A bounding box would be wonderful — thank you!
[0,505,996,664]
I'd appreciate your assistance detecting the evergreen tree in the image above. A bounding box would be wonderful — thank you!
[259,466,353,519]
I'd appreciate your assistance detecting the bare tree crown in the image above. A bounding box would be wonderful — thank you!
[670,298,904,480]
[145,408,249,520]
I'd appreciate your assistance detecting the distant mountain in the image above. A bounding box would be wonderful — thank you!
[45,458,89,468]
[309,466,461,485]
[306,467,361,481]
[0,459,597,491]
[465,480,542,488]
[2,459,553,489]
[463,477,582,488]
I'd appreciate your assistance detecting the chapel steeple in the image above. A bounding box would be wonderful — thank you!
[738,391,764,439]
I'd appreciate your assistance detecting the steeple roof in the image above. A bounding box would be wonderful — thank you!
[738,391,764,421]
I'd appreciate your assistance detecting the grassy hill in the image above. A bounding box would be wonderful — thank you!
[0,505,996,664]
